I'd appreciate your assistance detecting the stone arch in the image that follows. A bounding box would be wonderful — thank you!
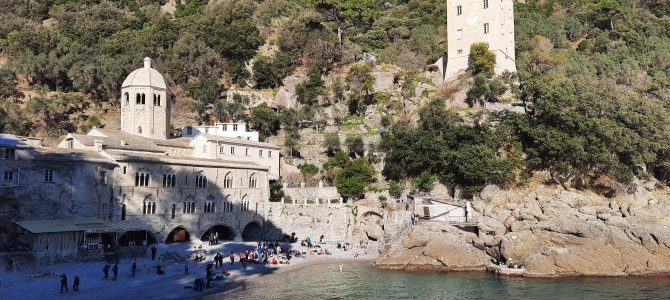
[361,210,383,219]
[242,221,263,241]
[201,224,235,241]
[166,226,191,243]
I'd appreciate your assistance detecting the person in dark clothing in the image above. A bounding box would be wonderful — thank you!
[102,264,110,280]
[130,260,137,278]
[112,262,119,280]
[59,274,68,293]
[229,252,235,265]
[151,244,157,260]
[73,276,80,293]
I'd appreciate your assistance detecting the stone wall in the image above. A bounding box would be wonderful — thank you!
[282,186,340,202]
[263,203,354,243]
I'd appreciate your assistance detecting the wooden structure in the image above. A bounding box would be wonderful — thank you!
[410,196,479,227]
[14,219,150,261]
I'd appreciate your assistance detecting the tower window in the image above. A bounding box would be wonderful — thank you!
[157,95,161,106]
[124,93,129,106]
[44,169,54,182]
[141,93,146,105]
[457,29,463,40]
[136,93,141,104]
[457,49,463,54]
[457,5,462,15]
[484,0,489,9]
[153,94,161,106]
[484,23,490,34]
[137,126,143,134]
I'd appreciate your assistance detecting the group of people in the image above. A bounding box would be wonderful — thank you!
[58,274,79,293]
[206,232,220,246]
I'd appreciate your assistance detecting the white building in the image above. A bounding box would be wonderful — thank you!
[435,0,517,81]
[182,122,260,142]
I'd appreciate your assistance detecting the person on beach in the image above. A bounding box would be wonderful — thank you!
[73,275,79,293]
[130,260,137,278]
[112,262,119,280]
[59,274,68,293]
[102,263,110,280]
[151,244,157,260]
[156,258,164,274]
[229,251,235,265]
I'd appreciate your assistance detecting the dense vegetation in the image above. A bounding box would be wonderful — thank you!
[0,0,668,196]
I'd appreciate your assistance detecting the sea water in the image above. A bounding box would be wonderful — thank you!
[209,262,670,300]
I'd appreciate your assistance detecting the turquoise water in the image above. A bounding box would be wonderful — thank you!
[209,262,670,300]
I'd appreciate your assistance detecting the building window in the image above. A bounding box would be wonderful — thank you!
[484,0,489,9]
[99,171,107,185]
[66,138,73,149]
[204,196,216,213]
[457,49,463,54]
[268,151,272,158]
[3,148,15,160]
[457,5,462,15]
[222,200,233,212]
[153,94,161,106]
[137,126,143,134]
[249,174,257,188]
[183,202,196,214]
[241,200,250,212]
[141,93,146,104]
[44,169,54,182]
[222,124,227,131]
[143,202,156,215]
[163,174,176,187]
[259,150,263,157]
[223,173,233,188]
[219,145,225,154]
[457,29,463,40]
[202,144,207,153]
[233,124,238,131]
[195,175,207,188]
[124,93,129,106]
[135,172,150,187]
[484,23,490,34]
[123,166,127,174]
[4,170,14,181]
[136,93,141,104]
[245,148,249,156]
[230,147,235,155]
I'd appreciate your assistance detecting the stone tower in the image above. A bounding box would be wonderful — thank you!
[120,57,172,140]
[437,0,517,81]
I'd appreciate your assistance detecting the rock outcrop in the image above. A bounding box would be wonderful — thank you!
[376,179,670,277]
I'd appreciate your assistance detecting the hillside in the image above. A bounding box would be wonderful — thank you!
[0,0,669,198]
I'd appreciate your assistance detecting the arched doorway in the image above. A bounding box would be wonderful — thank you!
[166,226,191,243]
[118,230,157,247]
[242,222,262,241]
[201,225,235,241]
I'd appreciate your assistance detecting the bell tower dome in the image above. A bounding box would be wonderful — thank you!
[120,57,172,140]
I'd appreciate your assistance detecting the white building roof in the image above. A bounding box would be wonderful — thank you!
[121,57,169,89]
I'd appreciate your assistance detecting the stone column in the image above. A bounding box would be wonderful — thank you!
[281,197,284,205]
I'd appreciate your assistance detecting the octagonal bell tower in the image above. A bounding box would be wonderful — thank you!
[120,57,172,140]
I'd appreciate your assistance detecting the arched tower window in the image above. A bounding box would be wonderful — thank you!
[124,93,129,106]
[137,126,143,134]
[249,173,257,188]
[141,93,146,104]
[136,93,141,104]
[223,172,233,188]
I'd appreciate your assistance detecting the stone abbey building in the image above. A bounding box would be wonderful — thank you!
[0,58,280,260]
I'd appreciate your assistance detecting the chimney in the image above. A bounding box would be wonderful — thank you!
[143,57,151,69]
[93,140,104,151]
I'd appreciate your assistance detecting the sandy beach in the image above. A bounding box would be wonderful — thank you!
[0,240,377,300]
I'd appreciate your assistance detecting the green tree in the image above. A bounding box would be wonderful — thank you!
[469,42,496,77]
[312,0,377,48]
[249,103,280,141]
[322,132,341,156]
[345,136,365,157]
[466,74,507,106]
[388,180,403,199]
[295,65,325,106]
[335,157,376,199]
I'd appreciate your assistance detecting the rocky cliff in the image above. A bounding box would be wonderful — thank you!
[376,179,670,277]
